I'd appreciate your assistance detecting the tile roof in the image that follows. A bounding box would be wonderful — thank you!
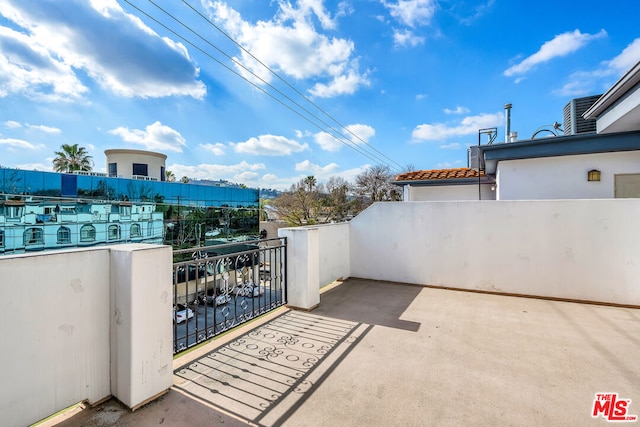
[395,168,485,181]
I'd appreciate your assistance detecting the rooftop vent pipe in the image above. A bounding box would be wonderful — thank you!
[504,103,512,143]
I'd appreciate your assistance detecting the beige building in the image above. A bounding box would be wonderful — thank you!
[105,149,167,181]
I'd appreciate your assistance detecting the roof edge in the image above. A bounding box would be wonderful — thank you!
[583,60,640,119]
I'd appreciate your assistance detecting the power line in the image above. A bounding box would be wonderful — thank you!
[123,0,402,172]
[141,0,396,170]
[181,0,404,172]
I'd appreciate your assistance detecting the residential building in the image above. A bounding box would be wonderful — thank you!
[394,168,495,201]
[396,60,640,201]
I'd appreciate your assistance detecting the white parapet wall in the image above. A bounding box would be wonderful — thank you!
[349,200,640,306]
[109,244,174,410]
[279,222,351,310]
[0,244,173,427]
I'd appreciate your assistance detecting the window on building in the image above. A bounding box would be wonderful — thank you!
[132,163,148,176]
[108,224,121,241]
[161,166,166,182]
[147,222,153,237]
[57,226,71,244]
[24,228,43,245]
[0,230,4,247]
[80,225,96,242]
[120,205,131,217]
[108,163,118,177]
[7,205,22,219]
[130,223,142,238]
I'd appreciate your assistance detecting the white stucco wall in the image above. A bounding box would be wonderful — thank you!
[316,222,350,286]
[349,200,640,306]
[0,248,111,427]
[0,244,173,427]
[407,183,495,201]
[496,151,640,200]
[279,223,350,308]
[110,244,173,410]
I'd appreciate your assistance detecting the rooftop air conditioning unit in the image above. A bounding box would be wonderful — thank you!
[468,146,484,170]
[563,94,601,135]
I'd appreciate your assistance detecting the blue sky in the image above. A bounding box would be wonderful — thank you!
[1,0,639,190]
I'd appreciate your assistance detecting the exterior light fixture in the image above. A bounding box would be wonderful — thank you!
[587,169,601,182]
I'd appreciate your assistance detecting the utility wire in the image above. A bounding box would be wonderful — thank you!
[123,0,394,169]
[181,0,404,172]
[125,0,402,172]
[142,0,396,170]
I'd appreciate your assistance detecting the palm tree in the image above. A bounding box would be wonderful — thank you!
[53,144,93,173]
[165,170,176,182]
[303,175,317,192]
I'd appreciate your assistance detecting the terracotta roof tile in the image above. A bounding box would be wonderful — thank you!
[395,168,485,181]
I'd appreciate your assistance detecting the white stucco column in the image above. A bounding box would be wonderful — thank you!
[279,227,320,310]
[109,244,173,410]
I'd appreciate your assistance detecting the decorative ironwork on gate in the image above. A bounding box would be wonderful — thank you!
[173,237,286,354]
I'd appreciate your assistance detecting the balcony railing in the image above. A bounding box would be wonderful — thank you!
[172,237,286,354]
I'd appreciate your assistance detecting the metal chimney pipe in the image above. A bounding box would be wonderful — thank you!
[504,103,512,143]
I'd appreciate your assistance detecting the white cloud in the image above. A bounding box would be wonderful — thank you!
[200,143,226,156]
[27,124,61,134]
[309,69,371,98]
[0,26,88,101]
[555,37,640,97]
[605,37,640,73]
[393,29,425,48]
[295,160,341,175]
[415,93,427,101]
[235,171,260,181]
[435,160,463,169]
[504,29,607,77]
[15,162,51,171]
[109,121,187,152]
[245,163,370,191]
[168,161,266,183]
[439,142,461,149]
[231,134,308,156]
[204,1,369,98]
[0,0,205,100]
[314,123,375,152]
[443,106,469,115]
[412,112,503,142]
[0,137,44,149]
[4,120,21,128]
[382,0,437,28]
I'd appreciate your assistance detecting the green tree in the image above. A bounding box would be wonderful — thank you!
[52,144,93,173]
[165,170,176,182]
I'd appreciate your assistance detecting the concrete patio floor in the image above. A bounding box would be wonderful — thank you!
[54,278,640,426]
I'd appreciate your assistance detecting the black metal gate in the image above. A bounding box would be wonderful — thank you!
[172,237,286,354]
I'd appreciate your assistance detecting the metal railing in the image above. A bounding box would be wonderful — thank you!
[172,237,286,354]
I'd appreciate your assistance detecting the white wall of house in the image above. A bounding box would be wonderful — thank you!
[496,151,640,200]
[348,200,640,306]
[406,183,495,201]
[0,244,173,427]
